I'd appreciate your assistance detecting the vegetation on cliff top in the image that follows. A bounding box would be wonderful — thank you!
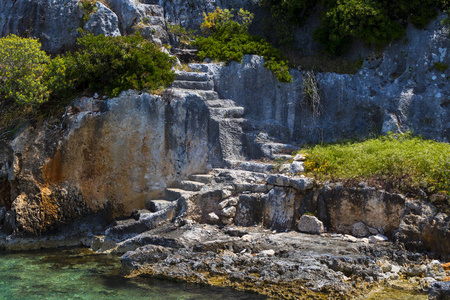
[301,133,450,212]
[0,33,176,134]
[260,0,449,55]
[194,7,293,82]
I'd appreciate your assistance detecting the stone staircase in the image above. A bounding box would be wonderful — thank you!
[169,70,249,161]
[102,68,304,244]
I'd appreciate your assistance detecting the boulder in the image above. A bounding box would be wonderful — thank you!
[290,161,305,174]
[429,281,450,300]
[83,2,121,37]
[352,222,370,237]
[298,215,324,234]
[369,234,388,244]
[425,261,447,280]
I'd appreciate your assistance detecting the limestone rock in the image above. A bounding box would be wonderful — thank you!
[207,212,220,224]
[259,249,275,256]
[218,197,238,210]
[289,177,314,191]
[369,234,388,244]
[0,0,83,53]
[298,215,324,234]
[290,161,305,174]
[84,2,121,37]
[396,201,450,259]
[264,187,302,230]
[404,265,426,277]
[220,206,236,218]
[352,222,370,237]
[266,174,290,187]
[293,154,306,161]
[343,234,358,243]
[429,281,450,300]
[425,261,447,280]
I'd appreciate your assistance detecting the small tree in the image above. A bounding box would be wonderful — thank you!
[0,35,51,107]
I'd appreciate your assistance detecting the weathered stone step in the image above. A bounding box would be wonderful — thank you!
[171,80,213,91]
[224,159,274,173]
[177,180,205,191]
[210,168,268,183]
[233,183,269,193]
[252,141,297,158]
[216,118,248,126]
[165,188,194,201]
[272,154,293,161]
[210,107,245,118]
[189,174,214,184]
[131,209,152,220]
[175,71,210,82]
[145,199,173,212]
[167,88,219,100]
[206,99,239,108]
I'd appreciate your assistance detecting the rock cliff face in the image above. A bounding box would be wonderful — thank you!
[0,90,219,234]
[214,16,450,144]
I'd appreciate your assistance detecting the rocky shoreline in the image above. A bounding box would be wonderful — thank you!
[80,157,449,299]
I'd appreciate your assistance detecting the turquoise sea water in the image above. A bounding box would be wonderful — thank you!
[0,248,266,300]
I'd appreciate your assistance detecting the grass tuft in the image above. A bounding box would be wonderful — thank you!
[300,133,450,211]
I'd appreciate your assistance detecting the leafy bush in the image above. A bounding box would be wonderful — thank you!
[315,0,405,54]
[167,23,196,48]
[301,133,450,203]
[0,35,52,107]
[260,0,449,55]
[434,62,449,71]
[259,0,318,45]
[65,32,176,97]
[194,7,293,83]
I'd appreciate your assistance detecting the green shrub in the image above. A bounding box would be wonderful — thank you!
[259,0,318,45]
[260,0,448,55]
[79,0,98,22]
[301,133,450,201]
[0,35,51,107]
[315,0,405,54]
[434,62,449,71]
[194,8,293,83]
[65,32,177,97]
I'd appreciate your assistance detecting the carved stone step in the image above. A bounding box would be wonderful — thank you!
[177,180,205,191]
[145,199,173,212]
[210,168,268,184]
[176,71,210,82]
[171,80,213,91]
[167,88,219,100]
[206,99,238,108]
[224,159,274,173]
[165,188,194,201]
[210,107,245,118]
[189,174,214,184]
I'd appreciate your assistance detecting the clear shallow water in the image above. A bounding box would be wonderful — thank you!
[0,248,266,300]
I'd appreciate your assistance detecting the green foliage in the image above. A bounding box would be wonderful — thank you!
[0,35,51,107]
[260,0,448,55]
[194,7,293,83]
[64,32,177,97]
[301,133,450,202]
[434,62,449,71]
[259,0,318,45]
[79,0,98,22]
[316,0,405,54]
[167,23,196,48]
